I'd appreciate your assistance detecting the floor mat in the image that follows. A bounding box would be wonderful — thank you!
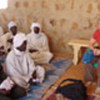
[18,58,72,100]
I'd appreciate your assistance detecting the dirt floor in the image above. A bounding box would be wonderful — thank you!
[42,53,100,100]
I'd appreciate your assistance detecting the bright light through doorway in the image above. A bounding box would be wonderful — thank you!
[0,0,8,9]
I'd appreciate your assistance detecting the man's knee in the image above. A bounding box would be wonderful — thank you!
[0,94,12,100]
[10,86,26,99]
[45,52,53,63]
[36,66,45,83]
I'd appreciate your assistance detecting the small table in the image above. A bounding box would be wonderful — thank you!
[68,39,89,65]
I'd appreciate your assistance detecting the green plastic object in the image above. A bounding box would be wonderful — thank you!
[88,48,98,68]
[93,62,98,68]
[86,48,98,68]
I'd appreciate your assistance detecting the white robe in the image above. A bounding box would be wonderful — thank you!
[5,49,45,89]
[5,49,35,89]
[27,32,53,64]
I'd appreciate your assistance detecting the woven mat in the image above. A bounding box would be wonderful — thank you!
[19,58,72,100]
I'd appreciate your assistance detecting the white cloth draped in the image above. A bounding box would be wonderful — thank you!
[5,33,45,89]
[6,50,35,89]
[27,23,53,64]
[0,77,14,91]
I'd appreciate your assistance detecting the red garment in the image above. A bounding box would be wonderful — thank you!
[93,29,100,46]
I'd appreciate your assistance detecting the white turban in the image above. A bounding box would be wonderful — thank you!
[8,21,17,30]
[13,33,27,56]
[30,22,41,32]
[13,33,27,49]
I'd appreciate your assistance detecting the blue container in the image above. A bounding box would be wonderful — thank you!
[82,49,96,64]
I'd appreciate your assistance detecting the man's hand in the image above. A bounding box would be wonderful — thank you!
[29,70,37,84]
[0,46,5,56]
[32,70,37,79]
[29,49,38,53]
[89,38,96,51]
[93,49,100,56]
[7,38,13,44]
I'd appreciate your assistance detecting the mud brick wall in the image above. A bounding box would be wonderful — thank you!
[0,0,100,53]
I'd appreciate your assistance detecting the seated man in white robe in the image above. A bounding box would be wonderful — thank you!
[0,21,18,54]
[27,23,53,64]
[5,33,45,91]
[0,61,26,100]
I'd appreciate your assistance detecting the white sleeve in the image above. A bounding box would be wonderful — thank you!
[27,54,36,76]
[6,57,30,82]
[41,35,50,51]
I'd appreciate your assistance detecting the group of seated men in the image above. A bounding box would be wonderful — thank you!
[0,21,53,100]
